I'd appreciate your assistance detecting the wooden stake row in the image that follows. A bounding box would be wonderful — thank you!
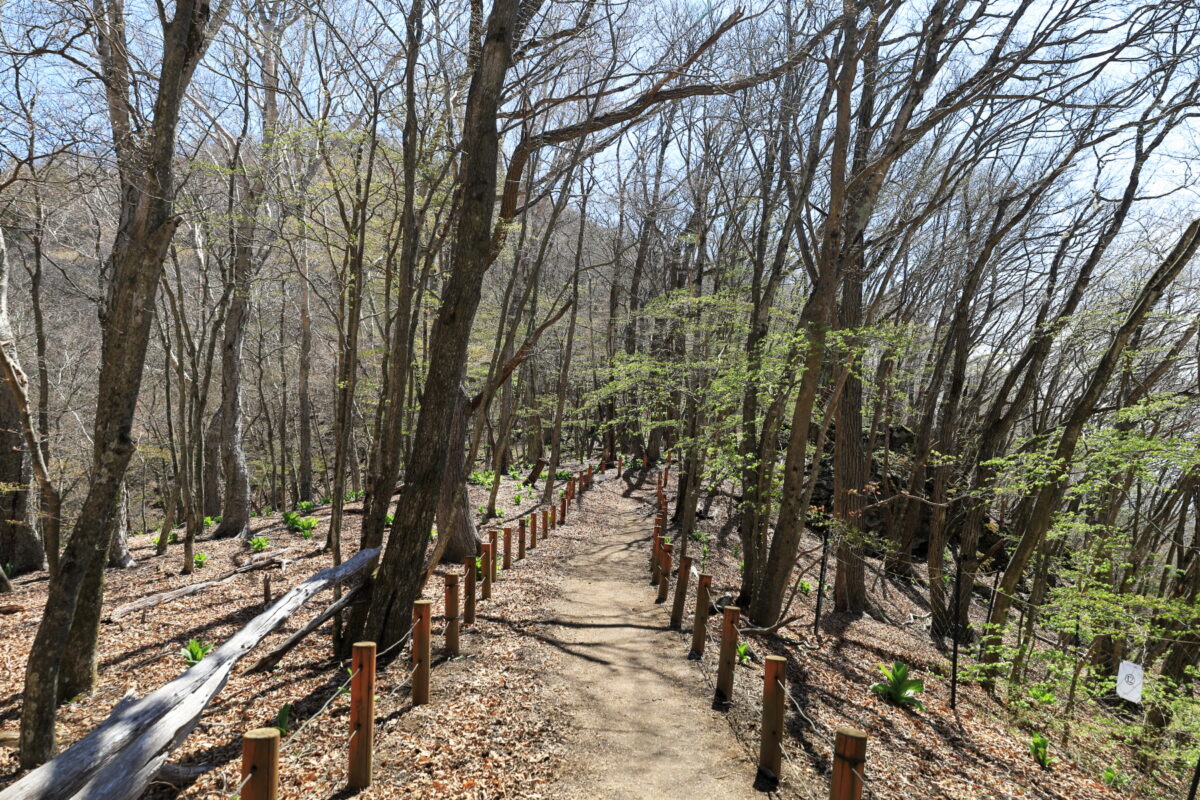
[239,462,601,797]
[647,466,869,796]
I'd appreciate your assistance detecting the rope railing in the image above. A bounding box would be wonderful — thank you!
[650,466,1069,800]
[227,461,600,798]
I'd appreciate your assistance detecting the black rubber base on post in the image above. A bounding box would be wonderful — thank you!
[753,768,779,792]
[712,691,731,712]
[687,649,702,660]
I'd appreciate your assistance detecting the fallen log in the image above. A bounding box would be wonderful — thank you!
[248,583,364,673]
[0,547,379,800]
[104,548,297,622]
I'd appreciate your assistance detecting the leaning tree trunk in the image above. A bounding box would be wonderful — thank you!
[17,0,225,766]
[436,390,480,564]
[353,0,529,651]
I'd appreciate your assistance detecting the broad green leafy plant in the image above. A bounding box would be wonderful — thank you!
[180,639,213,666]
[870,661,925,711]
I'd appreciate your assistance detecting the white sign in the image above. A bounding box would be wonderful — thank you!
[1117,660,1143,704]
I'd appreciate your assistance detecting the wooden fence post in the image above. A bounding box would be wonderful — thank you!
[689,573,713,658]
[617,455,622,473]
[530,512,538,549]
[348,641,377,789]
[715,605,740,707]
[559,495,567,523]
[488,529,499,582]
[241,728,280,800]
[263,574,271,607]
[650,527,662,586]
[656,543,673,604]
[518,518,526,560]
[757,655,785,789]
[463,557,476,625]
[412,600,432,706]
[503,527,512,570]
[669,555,692,629]
[830,728,868,800]
[481,543,492,600]
[444,575,460,656]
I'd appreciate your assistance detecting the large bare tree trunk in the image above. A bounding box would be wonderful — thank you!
[17,0,226,766]
[353,0,536,650]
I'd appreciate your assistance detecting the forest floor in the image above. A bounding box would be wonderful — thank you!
[0,465,1170,799]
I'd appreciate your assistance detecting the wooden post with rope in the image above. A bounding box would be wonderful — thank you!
[348,641,376,788]
[503,527,512,570]
[715,605,740,707]
[412,600,432,706]
[656,543,673,604]
[481,543,492,600]
[463,557,476,625]
[830,728,868,800]
[444,575,460,656]
[689,573,712,658]
[488,529,499,583]
[241,728,280,800]
[669,555,692,629]
[518,518,526,559]
[756,655,785,790]
[651,526,663,586]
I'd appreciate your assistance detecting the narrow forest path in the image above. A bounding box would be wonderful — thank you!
[540,473,760,800]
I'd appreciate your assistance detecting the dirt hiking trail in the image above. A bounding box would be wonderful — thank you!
[540,474,760,800]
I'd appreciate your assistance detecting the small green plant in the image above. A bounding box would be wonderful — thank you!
[474,556,483,580]
[1029,731,1055,769]
[477,504,491,519]
[699,545,710,570]
[468,469,496,487]
[283,512,317,538]
[690,530,709,543]
[1028,684,1056,706]
[1,562,13,578]
[272,702,293,736]
[343,489,365,502]
[798,580,813,595]
[385,513,394,525]
[296,500,316,513]
[203,515,222,527]
[249,536,270,553]
[513,492,523,505]
[870,662,925,711]
[1100,763,1129,788]
[736,642,751,665]
[555,469,571,480]
[193,552,209,569]
[180,638,213,666]
[151,531,180,547]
